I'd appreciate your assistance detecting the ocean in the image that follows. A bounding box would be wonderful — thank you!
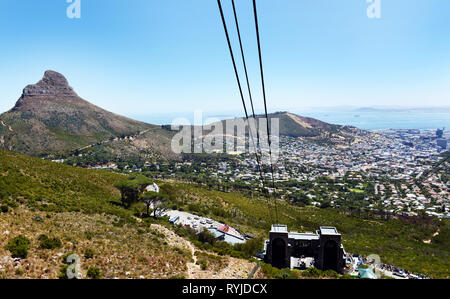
[130,110,450,131]
[297,110,450,131]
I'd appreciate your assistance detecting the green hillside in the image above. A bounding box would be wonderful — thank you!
[0,149,130,218]
[0,149,448,278]
[164,183,450,279]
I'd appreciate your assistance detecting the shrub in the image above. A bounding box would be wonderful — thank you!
[0,205,8,213]
[301,267,323,278]
[38,235,62,249]
[84,248,95,259]
[5,235,31,259]
[275,268,298,280]
[198,259,208,270]
[87,267,101,279]
[260,263,298,279]
[197,229,216,246]
[85,231,94,240]
[324,269,339,278]
[233,238,263,258]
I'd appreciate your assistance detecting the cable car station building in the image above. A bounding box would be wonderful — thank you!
[264,225,346,272]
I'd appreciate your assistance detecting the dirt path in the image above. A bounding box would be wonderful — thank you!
[185,240,202,279]
[150,224,200,278]
[150,224,255,279]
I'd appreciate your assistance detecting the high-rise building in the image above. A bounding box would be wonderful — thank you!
[436,128,444,139]
[437,139,448,149]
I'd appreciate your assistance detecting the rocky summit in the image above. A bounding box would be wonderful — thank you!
[0,70,172,158]
[22,70,75,97]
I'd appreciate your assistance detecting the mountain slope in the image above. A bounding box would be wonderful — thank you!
[0,71,162,157]
[0,149,255,279]
[204,111,366,146]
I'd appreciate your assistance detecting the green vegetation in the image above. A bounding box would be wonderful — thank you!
[165,182,449,279]
[172,226,259,260]
[261,263,343,279]
[38,234,62,250]
[195,251,228,272]
[5,235,31,259]
[84,248,95,259]
[0,149,448,278]
[0,150,133,222]
[87,266,101,279]
[114,175,152,208]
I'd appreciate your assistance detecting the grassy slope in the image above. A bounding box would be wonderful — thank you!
[166,182,450,279]
[0,150,256,279]
[0,150,193,278]
[0,150,448,278]
[0,149,128,217]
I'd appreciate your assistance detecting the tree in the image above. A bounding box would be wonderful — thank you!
[114,176,152,208]
[114,181,140,208]
[140,191,169,218]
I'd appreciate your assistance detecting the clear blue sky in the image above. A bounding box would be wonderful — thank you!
[0,0,449,122]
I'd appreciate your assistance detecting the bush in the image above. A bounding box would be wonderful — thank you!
[233,238,263,258]
[301,267,324,278]
[324,269,339,278]
[5,235,31,259]
[38,235,62,249]
[197,229,216,246]
[198,259,208,270]
[260,263,298,279]
[84,248,95,259]
[275,268,298,279]
[87,267,101,279]
[0,205,8,213]
[169,275,186,279]
[85,231,94,240]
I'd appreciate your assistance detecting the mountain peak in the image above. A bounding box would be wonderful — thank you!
[21,70,75,98]
[41,70,70,87]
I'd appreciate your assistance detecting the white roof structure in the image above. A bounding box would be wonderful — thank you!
[320,227,340,236]
[271,225,288,233]
[146,182,160,193]
[288,233,319,240]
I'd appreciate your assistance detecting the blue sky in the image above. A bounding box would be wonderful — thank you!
[0,0,449,122]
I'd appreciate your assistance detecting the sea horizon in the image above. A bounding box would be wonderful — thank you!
[128,109,450,131]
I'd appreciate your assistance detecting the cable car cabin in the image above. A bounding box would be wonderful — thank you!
[263,225,346,273]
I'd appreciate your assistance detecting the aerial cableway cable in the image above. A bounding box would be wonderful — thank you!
[231,0,271,201]
[217,0,274,224]
[253,0,280,224]
[231,0,259,126]
[231,0,277,216]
